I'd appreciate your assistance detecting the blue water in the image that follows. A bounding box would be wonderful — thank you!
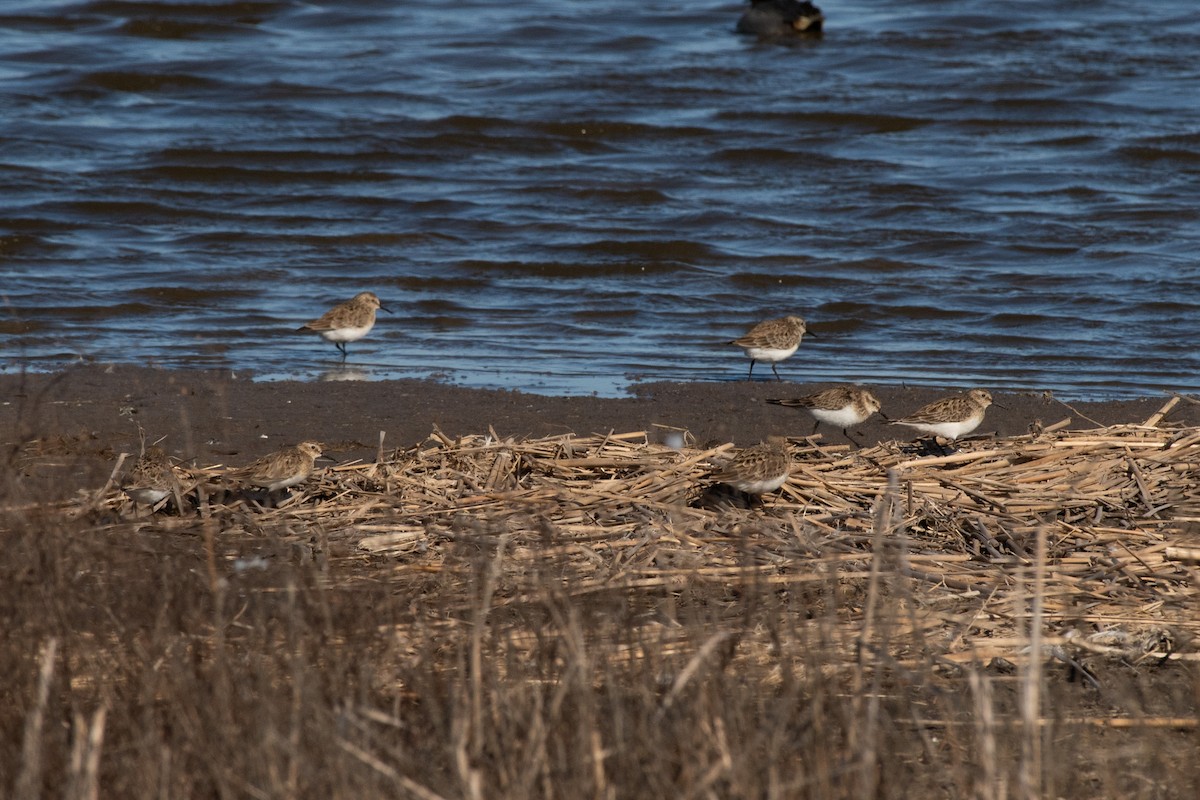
[2,0,1198,398]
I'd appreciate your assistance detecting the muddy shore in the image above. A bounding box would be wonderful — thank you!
[3,364,1195,499]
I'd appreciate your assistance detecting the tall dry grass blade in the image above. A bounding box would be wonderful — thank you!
[970,668,1000,800]
[459,533,509,800]
[286,581,303,799]
[680,716,733,800]
[655,631,733,721]
[65,705,107,800]
[850,468,902,797]
[1019,525,1047,800]
[589,726,610,800]
[453,717,483,800]
[13,637,58,799]
[336,739,450,800]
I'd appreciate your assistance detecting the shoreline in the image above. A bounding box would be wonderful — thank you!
[9,358,1194,405]
[4,364,1196,501]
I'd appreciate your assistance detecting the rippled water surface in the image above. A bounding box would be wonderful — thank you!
[2,0,1199,397]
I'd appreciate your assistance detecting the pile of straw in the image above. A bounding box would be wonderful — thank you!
[102,397,1200,680]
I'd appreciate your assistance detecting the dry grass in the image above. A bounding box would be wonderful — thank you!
[3,398,1200,798]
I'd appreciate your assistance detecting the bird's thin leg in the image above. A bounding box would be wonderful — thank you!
[748,360,756,380]
[337,342,348,361]
[771,363,782,381]
[931,437,956,457]
[811,420,821,435]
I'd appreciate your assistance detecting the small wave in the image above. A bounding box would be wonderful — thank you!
[77,70,218,93]
[119,17,263,39]
[458,257,698,277]
[119,164,394,185]
[714,147,845,169]
[718,109,929,135]
[1116,145,1200,165]
[561,187,672,204]
[84,0,291,21]
[53,302,158,322]
[867,304,978,322]
[571,239,721,262]
[384,275,489,292]
[127,286,257,305]
[0,318,48,335]
[0,233,58,256]
[727,272,869,291]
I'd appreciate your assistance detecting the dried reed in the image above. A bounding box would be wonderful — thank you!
[91,398,1200,678]
[6,397,1199,797]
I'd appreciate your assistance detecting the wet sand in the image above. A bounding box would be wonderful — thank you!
[3,364,1196,499]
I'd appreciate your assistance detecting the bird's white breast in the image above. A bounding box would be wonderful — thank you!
[810,405,865,428]
[741,344,799,363]
[320,323,374,344]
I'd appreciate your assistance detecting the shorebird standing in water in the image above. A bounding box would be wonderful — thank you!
[729,315,811,381]
[298,291,387,361]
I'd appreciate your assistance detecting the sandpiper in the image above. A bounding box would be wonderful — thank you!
[121,446,179,509]
[298,291,387,361]
[767,385,883,439]
[710,436,791,496]
[889,389,995,441]
[227,441,326,493]
[729,315,810,380]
